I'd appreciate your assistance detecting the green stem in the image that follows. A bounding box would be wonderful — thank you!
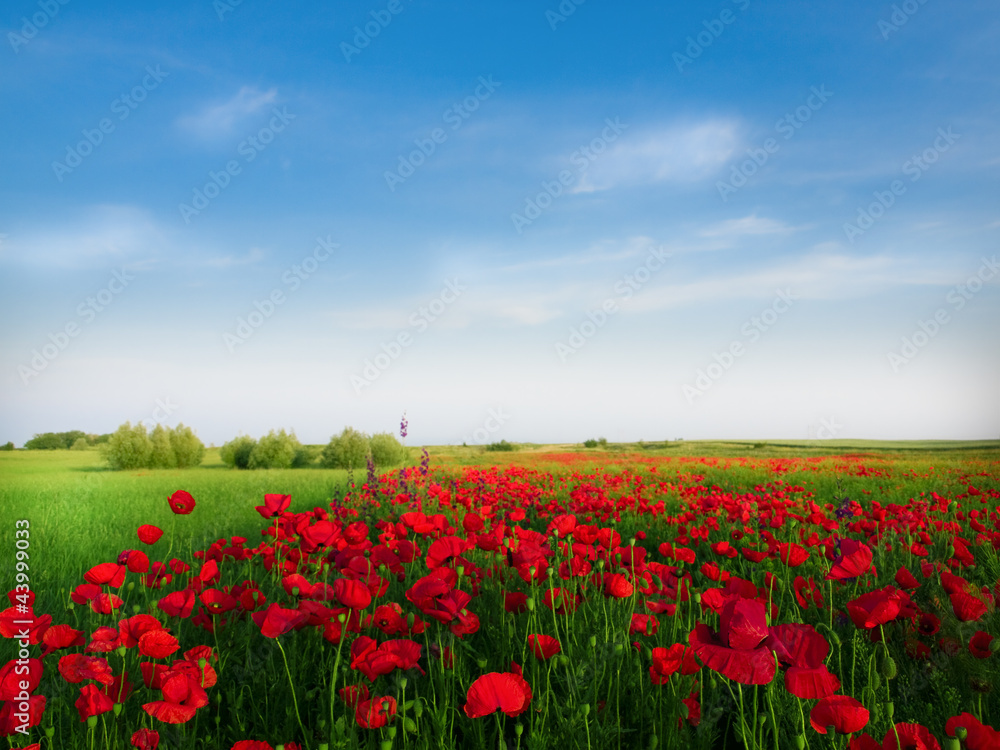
[276,638,311,750]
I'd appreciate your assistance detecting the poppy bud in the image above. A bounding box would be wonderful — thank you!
[580,703,590,716]
[127,582,135,592]
[589,635,597,648]
[885,702,894,718]
[276,745,285,750]
[880,657,897,680]
[116,646,127,658]
[400,677,408,689]
[87,716,98,729]
[559,655,571,668]
[67,602,75,611]
[758,714,767,727]
[215,716,222,725]
[693,592,701,604]
[380,742,392,750]
[132,604,141,614]
[945,738,961,750]
[948,502,958,513]
[648,735,659,750]
[614,644,624,656]
[113,703,122,716]
[829,632,841,647]
[526,597,535,611]
[529,566,537,577]
[680,702,689,719]
[45,727,55,738]
[946,545,955,558]
[414,700,424,718]
[318,745,330,750]
[338,613,347,624]
[547,566,555,577]
[388,726,397,739]
[825,725,836,737]
[515,723,524,737]
[795,735,805,750]
[870,673,880,690]
[291,587,300,596]
[955,727,968,741]
[477,658,488,669]
[457,565,465,577]
[403,718,417,734]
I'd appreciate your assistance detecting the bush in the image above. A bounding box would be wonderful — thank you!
[369,432,408,468]
[249,429,301,470]
[292,444,320,468]
[24,433,67,450]
[1,441,14,451]
[149,424,177,469]
[220,435,256,470]
[70,437,90,451]
[101,422,153,470]
[170,424,206,468]
[322,427,370,469]
[485,440,516,452]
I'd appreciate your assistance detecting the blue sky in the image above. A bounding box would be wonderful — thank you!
[1,0,998,446]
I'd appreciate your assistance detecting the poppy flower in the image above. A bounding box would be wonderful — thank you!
[120,550,151,573]
[810,695,870,735]
[231,743,274,750]
[168,490,196,515]
[251,602,308,638]
[131,728,160,749]
[84,562,127,588]
[950,591,987,623]
[689,597,775,685]
[793,576,825,609]
[650,644,700,684]
[75,683,115,721]
[846,587,903,629]
[528,634,561,660]
[503,592,528,614]
[142,672,209,724]
[603,573,634,598]
[255,493,291,519]
[41,623,84,656]
[334,578,373,610]
[339,683,370,707]
[356,696,397,729]
[0,694,45,735]
[59,654,115,685]
[137,525,164,544]
[102,672,134,704]
[778,542,809,567]
[894,567,920,590]
[826,539,874,581]
[945,713,1000,750]
[0,658,42,699]
[139,630,181,659]
[968,631,994,659]
[351,639,423,682]
[882,722,940,750]
[464,672,533,718]
[158,590,196,619]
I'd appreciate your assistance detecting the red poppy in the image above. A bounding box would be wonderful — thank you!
[650,643,700,684]
[138,525,164,545]
[142,672,209,724]
[689,597,775,685]
[950,591,987,623]
[945,713,1000,750]
[351,639,423,682]
[464,672,533,718]
[826,539,874,580]
[231,742,274,750]
[102,672,134,704]
[41,623,84,656]
[255,493,292,519]
[84,562,127,588]
[139,630,181,659]
[339,683,369,707]
[334,578,373,610]
[528,634,561,660]
[59,654,115,685]
[356,696,397,729]
[131,728,160,749]
[778,542,809,567]
[969,631,994,659]
[882,722,940,750]
[785,665,841,699]
[810,695,870,735]
[847,587,903,629]
[168,490,196,515]
[158,589,196,619]
[0,658,42,699]
[120,550,151,573]
[793,576,825,609]
[894,567,920,590]
[251,602,308,638]
[75,683,115,721]
[503,592,528,614]
[0,694,45,735]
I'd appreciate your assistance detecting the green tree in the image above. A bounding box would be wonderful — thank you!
[101,422,153,470]
[24,433,65,450]
[1,441,15,451]
[249,429,300,469]
[322,427,370,469]
[369,432,408,468]
[70,437,90,451]
[170,424,205,468]
[220,435,256,469]
[149,424,177,469]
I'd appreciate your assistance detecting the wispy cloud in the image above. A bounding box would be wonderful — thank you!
[200,247,266,269]
[573,120,740,193]
[699,214,799,240]
[176,86,278,140]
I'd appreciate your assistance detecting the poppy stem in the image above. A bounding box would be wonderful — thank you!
[276,637,311,750]
[329,618,346,745]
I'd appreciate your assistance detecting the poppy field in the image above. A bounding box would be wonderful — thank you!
[3,449,1000,750]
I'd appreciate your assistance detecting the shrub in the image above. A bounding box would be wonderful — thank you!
[170,424,206,468]
[485,440,516,452]
[1,441,14,451]
[583,439,598,448]
[220,435,257,470]
[249,429,301,470]
[101,422,153,470]
[24,433,66,450]
[292,444,320,468]
[70,437,90,451]
[322,427,370,469]
[149,424,177,469]
[369,432,408,468]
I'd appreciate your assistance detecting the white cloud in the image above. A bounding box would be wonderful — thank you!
[573,120,740,193]
[200,247,266,269]
[699,214,798,240]
[177,87,278,140]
